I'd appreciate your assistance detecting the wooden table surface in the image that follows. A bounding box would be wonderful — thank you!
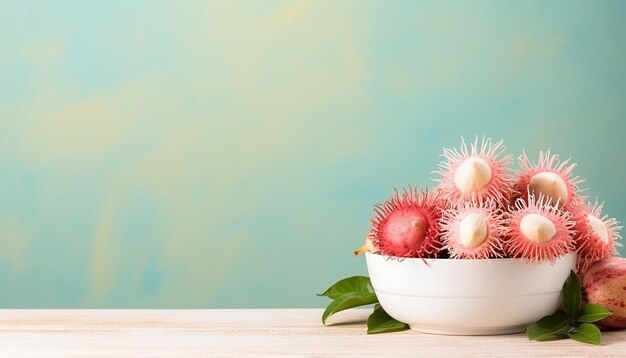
[0,309,624,357]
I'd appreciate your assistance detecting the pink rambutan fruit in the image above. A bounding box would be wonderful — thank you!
[515,150,583,208]
[434,136,514,205]
[369,188,443,258]
[570,198,622,272]
[505,192,575,264]
[440,199,507,259]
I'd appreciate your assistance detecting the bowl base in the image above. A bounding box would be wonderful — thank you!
[409,324,525,336]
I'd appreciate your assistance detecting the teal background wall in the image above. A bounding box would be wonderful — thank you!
[1,1,625,308]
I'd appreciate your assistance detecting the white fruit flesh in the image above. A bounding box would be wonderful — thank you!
[520,213,557,243]
[587,214,609,244]
[529,171,568,206]
[458,212,488,248]
[454,157,492,193]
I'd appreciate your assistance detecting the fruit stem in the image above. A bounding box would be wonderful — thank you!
[354,238,374,256]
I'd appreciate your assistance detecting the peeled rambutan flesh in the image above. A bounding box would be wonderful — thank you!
[440,199,507,259]
[505,193,575,264]
[515,150,583,208]
[434,137,514,205]
[369,188,442,258]
[571,199,622,272]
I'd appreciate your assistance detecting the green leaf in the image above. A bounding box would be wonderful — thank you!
[568,323,602,345]
[321,292,378,325]
[367,304,409,334]
[318,276,374,300]
[562,270,582,320]
[525,312,571,341]
[577,303,613,323]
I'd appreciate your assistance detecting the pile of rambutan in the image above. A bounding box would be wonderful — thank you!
[355,137,622,272]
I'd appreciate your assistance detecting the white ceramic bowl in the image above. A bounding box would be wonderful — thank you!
[365,252,576,335]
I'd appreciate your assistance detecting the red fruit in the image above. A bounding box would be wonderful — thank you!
[582,257,626,329]
[370,188,442,258]
[571,199,622,272]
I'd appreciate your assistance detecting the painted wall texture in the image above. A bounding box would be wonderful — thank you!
[1,1,625,308]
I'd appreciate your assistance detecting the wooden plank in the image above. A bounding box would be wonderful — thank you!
[0,309,623,357]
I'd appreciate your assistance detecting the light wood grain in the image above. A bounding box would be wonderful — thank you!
[0,309,623,357]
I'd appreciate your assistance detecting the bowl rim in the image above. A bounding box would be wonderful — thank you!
[364,251,577,264]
